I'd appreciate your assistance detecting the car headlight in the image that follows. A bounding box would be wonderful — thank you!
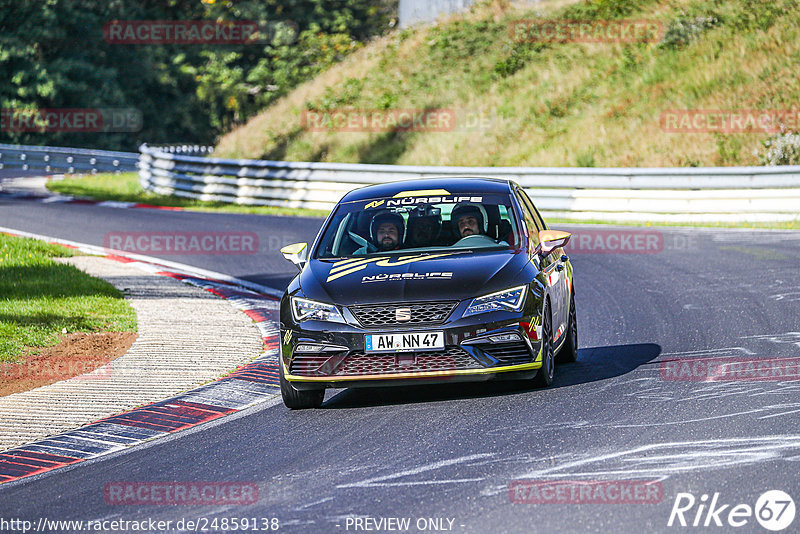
[463,286,527,318]
[291,296,346,324]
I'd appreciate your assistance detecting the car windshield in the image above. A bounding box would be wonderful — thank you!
[314,193,521,259]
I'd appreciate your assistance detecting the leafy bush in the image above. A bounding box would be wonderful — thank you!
[561,0,654,21]
[427,20,503,61]
[731,0,798,31]
[306,77,365,112]
[0,0,395,150]
[760,132,800,165]
[660,16,720,49]
[494,46,529,78]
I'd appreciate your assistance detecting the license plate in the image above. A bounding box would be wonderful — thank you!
[365,332,444,353]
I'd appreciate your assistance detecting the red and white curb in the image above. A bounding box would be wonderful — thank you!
[0,228,284,485]
[1,183,187,212]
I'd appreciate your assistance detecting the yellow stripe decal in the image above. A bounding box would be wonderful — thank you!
[330,257,389,273]
[332,257,369,268]
[326,252,460,282]
[327,263,372,282]
[374,252,456,267]
[286,361,542,382]
[392,189,450,198]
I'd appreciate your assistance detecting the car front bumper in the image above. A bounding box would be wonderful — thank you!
[280,308,544,390]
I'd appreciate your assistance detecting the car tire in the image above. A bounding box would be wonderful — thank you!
[280,360,325,409]
[533,302,554,388]
[557,292,578,364]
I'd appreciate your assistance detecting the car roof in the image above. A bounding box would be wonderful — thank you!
[339,176,515,203]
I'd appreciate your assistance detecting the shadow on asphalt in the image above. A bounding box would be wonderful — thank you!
[321,342,661,409]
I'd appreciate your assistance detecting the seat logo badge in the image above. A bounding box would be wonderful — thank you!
[396,308,412,322]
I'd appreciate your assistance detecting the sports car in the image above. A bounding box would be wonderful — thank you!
[278,177,576,408]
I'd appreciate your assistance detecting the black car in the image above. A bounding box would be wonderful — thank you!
[278,177,576,408]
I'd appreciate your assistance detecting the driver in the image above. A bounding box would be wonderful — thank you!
[451,202,489,239]
[370,210,405,251]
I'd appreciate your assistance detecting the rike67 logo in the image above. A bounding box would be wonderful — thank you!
[668,490,795,531]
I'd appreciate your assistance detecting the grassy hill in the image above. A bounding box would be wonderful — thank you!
[215,0,800,168]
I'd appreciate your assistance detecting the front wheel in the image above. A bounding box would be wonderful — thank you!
[280,360,324,409]
[557,292,578,364]
[533,302,554,388]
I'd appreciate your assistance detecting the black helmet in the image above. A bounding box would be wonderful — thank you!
[406,206,442,246]
[370,210,405,243]
[451,202,488,234]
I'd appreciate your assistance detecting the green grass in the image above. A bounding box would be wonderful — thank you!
[46,173,329,218]
[0,234,137,362]
[216,0,800,168]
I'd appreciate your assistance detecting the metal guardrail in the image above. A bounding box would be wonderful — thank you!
[139,144,800,222]
[1,143,796,222]
[147,144,215,156]
[399,0,475,28]
[0,143,139,175]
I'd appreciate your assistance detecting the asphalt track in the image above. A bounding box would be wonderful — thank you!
[2,192,800,533]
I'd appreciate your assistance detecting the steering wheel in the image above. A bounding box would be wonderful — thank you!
[452,234,497,247]
[349,231,377,253]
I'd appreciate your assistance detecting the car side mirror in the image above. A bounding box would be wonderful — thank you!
[281,242,308,270]
[537,230,571,258]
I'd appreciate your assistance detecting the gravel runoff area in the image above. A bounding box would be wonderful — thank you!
[0,255,265,451]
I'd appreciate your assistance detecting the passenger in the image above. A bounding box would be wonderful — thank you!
[405,206,442,248]
[450,203,489,239]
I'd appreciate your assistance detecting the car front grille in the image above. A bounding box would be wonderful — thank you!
[349,301,458,328]
[478,342,533,366]
[289,353,344,376]
[289,346,483,377]
[336,346,481,376]
[289,354,328,376]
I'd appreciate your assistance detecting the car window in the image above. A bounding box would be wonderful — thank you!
[514,191,541,249]
[313,193,521,259]
[516,188,547,231]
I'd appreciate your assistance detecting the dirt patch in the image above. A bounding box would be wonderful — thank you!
[0,332,137,397]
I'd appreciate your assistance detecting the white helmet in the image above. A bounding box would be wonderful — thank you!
[451,202,488,234]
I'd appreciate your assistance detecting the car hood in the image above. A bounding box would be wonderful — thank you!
[298,250,529,305]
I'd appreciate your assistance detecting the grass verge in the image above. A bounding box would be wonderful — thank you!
[0,234,137,362]
[215,0,800,168]
[46,173,329,218]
